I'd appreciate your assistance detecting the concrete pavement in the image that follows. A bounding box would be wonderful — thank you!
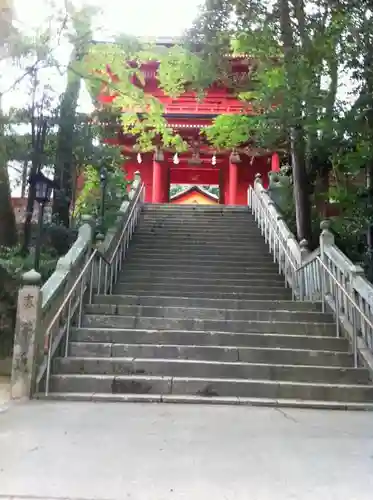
[0,401,373,500]
[0,376,10,407]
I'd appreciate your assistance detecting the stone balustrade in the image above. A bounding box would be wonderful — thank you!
[249,174,373,375]
[10,172,143,399]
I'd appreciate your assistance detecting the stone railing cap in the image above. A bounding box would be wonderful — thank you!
[320,219,331,231]
[81,214,94,223]
[22,269,42,285]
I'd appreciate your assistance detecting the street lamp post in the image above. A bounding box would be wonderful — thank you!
[98,167,108,237]
[366,166,373,281]
[28,171,56,272]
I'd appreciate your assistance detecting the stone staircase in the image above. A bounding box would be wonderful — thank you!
[45,204,373,408]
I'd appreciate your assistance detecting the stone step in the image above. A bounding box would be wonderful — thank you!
[141,213,253,219]
[122,262,279,273]
[139,219,257,226]
[81,314,336,336]
[138,223,260,232]
[113,286,292,300]
[133,238,267,247]
[139,221,259,229]
[140,215,254,220]
[53,357,369,384]
[124,254,277,266]
[132,236,268,246]
[118,276,285,288]
[130,240,269,250]
[139,216,257,223]
[127,241,272,259]
[118,270,282,281]
[70,328,348,353]
[134,231,265,240]
[48,374,373,403]
[141,213,253,218]
[115,282,288,295]
[69,341,352,366]
[137,222,260,230]
[85,304,333,324]
[37,392,373,411]
[113,288,292,300]
[93,294,322,312]
[128,248,270,259]
[143,205,250,213]
[140,219,257,227]
[140,214,255,221]
[126,249,274,261]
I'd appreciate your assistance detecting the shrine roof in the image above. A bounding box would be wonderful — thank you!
[170,185,219,202]
[90,38,250,61]
[92,37,181,46]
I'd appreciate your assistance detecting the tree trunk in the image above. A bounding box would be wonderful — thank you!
[21,158,28,198]
[290,127,313,242]
[0,95,17,247]
[0,164,18,247]
[279,0,312,243]
[20,115,48,255]
[52,50,82,227]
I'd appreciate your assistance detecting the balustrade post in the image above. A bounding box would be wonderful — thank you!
[319,220,334,311]
[299,239,309,300]
[11,269,42,399]
[283,234,297,287]
[134,170,142,183]
[254,172,262,185]
[247,186,252,208]
[348,265,365,340]
[349,265,365,290]
[253,173,263,227]
[320,219,334,254]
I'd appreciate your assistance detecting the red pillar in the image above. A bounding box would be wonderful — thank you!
[271,152,280,172]
[228,152,240,205]
[161,165,170,203]
[152,159,162,203]
[219,169,225,204]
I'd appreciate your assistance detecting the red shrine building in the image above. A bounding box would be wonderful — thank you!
[96,38,280,205]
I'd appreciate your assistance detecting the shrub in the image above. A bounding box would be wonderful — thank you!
[0,246,58,358]
[74,164,129,233]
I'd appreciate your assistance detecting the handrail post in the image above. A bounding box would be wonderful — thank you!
[254,174,263,229]
[299,239,309,300]
[247,186,252,208]
[349,265,365,362]
[11,269,42,400]
[320,220,334,312]
[320,219,334,253]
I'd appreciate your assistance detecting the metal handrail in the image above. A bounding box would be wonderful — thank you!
[108,187,143,265]
[311,256,372,366]
[43,249,98,354]
[297,248,321,271]
[42,182,145,395]
[250,186,298,269]
[250,184,368,368]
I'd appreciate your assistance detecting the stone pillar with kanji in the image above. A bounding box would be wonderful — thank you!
[11,269,43,399]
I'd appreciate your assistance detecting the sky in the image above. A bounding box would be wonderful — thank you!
[12,0,202,36]
[3,0,202,194]
[2,0,202,112]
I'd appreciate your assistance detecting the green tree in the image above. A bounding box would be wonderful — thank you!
[0,0,19,247]
[52,3,98,227]
[188,0,355,245]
